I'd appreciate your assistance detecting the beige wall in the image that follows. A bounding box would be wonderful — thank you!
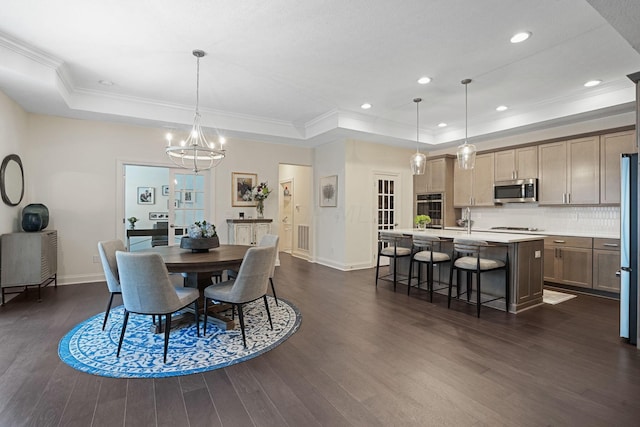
[0,91,29,235]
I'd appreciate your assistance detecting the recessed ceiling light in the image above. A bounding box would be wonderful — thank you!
[417,76,432,85]
[496,105,508,112]
[510,31,531,43]
[438,122,447,128]
[98,79,114,86]
[361,103,372,109]
[584,80,602,87]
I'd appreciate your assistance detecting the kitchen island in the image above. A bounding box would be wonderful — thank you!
[385,228,546,313]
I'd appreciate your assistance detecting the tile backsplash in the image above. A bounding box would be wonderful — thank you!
[467,204,619,235]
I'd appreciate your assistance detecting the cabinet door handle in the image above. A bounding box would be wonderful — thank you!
[567,193,571,204]
[558,248,562,258]
[553,240,566,243]
[603,243,619,248]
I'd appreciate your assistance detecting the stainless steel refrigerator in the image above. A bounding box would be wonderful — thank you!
[620,153,638,345]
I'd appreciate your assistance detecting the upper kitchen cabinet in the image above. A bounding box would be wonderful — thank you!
[538,136,600,205]
[494,146,538,182]
[413,156,454,194]
[600,130,637,204]
[454,153,494,207]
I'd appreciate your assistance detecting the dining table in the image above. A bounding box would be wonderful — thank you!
[139,244,250,330]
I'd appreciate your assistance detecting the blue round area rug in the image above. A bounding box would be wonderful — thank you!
[59,296,301,378]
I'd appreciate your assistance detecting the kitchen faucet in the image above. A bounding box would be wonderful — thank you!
[465,206,471,234]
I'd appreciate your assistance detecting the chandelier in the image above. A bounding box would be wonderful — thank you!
[165,49,225,173]
[409,97,426,175]
[456,78,476,170]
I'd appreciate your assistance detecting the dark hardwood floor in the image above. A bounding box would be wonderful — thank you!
[1,253,639,426]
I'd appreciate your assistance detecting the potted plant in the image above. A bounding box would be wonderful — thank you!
[127,216,138,229]
[180,220,219,252]
[414,214,431,229]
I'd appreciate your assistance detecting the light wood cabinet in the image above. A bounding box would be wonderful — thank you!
[494,146,538,181]
[227,219,272,245]
[453,153,494,207]
[538,136,599,205]
[600,130,637,204]
[414,157,453,194]
[593,238,621,293]
[543,236,593,288]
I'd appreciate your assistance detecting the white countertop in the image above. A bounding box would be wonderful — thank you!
[445,227,619,240]
[390,228,546,243]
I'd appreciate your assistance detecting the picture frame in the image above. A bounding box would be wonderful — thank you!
[319,175,338,207]
[137,187,155,205]
[149,212,169,220]
[161,185,169,196]
[181,189,193,204]
[232,172,257,207]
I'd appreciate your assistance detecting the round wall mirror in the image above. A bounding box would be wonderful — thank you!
[0,154,25,206]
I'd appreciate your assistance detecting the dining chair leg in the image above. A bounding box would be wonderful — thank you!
[428,263,434,303]
[237,304,247,348]
[117,310,130,358]
[448,264,455,309]
[393,255,398,292]
[270,278,279,306]
[193,300,200,337]
[203,297,209,336]
[102,292,116,330]
[466,271,472,302]
[163,313,172,363]
[375,254,381,288]
[407,257,414,295]
[263,295,273,330]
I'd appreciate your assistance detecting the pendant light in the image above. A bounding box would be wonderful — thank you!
[410,97,426,175]
[456,78,476,170]
[165,49,226,173]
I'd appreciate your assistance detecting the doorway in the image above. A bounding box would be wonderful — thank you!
[278,164,312,260]
[373,172,401,266]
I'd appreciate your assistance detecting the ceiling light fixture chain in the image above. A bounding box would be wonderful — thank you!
[165,49,225,174]
[410,97,426,175]
[456,78,476,170]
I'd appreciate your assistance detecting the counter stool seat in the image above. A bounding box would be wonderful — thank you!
[447,238,509,318]
[375,232,412,292]
[407,235,451,301]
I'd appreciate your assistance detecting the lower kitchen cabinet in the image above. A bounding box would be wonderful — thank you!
[593,238,621,292]
[544,236,593,288]
[227,219,272,245]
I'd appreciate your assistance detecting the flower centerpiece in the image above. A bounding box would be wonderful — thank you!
[414,214,431,229]
[180,220,219,252]
[251,182,271,218]
[127,216,138,229]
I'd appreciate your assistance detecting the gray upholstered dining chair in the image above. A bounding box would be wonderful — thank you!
[203,245,275,347]
[258,234,280,305]
[97,239,126,330]
[115,251,200,363]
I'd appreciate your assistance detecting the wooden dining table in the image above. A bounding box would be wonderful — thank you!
[139,244,250,330]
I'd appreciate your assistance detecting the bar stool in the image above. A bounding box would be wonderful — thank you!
[407,235,451,301]
[447,238,509,317]
[375,232,412,291]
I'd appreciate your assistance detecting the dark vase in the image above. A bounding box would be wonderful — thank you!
[22,203,49,231]
[22,212,43,232]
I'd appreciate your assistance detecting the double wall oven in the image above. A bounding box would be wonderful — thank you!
[415,193,444,228]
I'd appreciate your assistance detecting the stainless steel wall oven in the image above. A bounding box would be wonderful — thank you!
[415,193,443,228]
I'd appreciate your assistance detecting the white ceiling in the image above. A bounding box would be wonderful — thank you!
[1,0,639,150]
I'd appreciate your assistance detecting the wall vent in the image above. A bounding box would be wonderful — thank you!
[297,225,310,251]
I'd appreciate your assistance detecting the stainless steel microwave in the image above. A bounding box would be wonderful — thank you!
[494,179,538,203]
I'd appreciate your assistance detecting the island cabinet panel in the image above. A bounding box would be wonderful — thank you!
[494,146,538,181]
[513,240,544,307]
[593,238,621,293]
[453,153,494,207]
[600,130,637,204]
[543,236,593,288]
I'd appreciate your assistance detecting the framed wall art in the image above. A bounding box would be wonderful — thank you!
[319,175,338,207]
[149,212,169,220]
[232,172,257,207]
[181,189,194,204]
[137,187,155,205]
[161,185,169,196]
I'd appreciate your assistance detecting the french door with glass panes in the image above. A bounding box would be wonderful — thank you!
[168,169,210,245]
[374,173,400,266]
